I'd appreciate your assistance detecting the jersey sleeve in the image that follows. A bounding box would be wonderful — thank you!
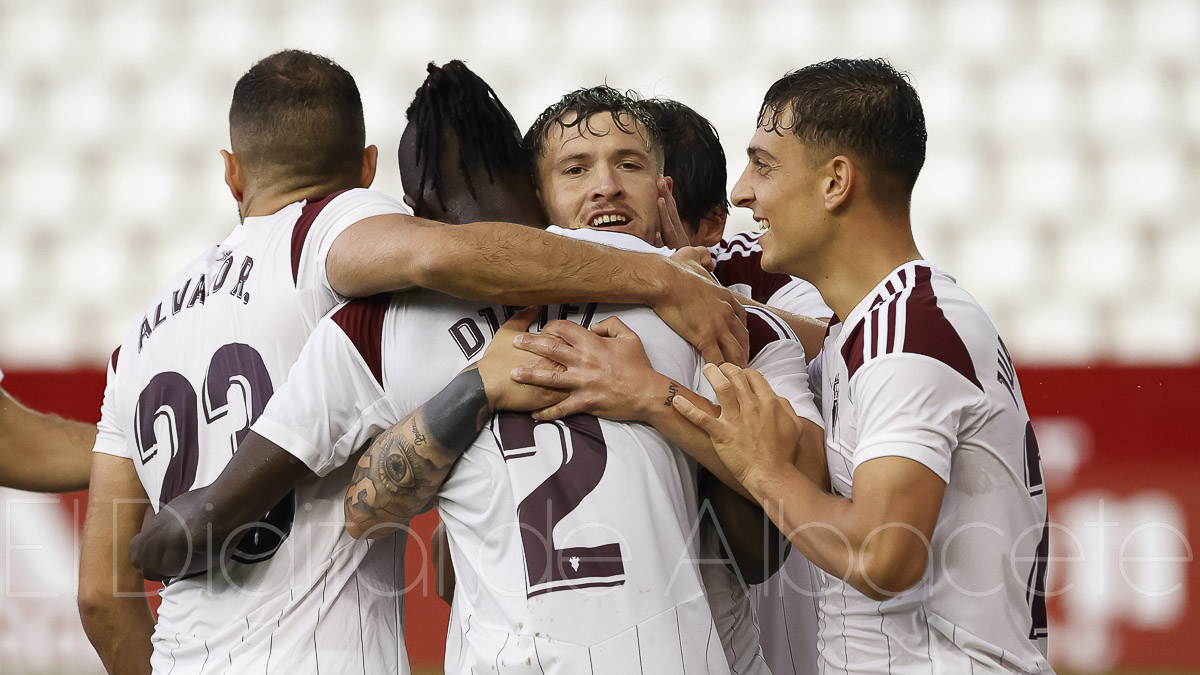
[250,314,402,476]
[749,339,822,428]
[849,354,983,483]
[92,354,130,459]
[294,188,411,301]
[766,278,833,319]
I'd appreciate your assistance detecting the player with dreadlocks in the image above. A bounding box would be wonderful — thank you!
[399,60,544,226]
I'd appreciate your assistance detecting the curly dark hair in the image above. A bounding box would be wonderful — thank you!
[523,85,663,183]
[761,58,927,198]
[403,60,528,215]
[643,98,729,231]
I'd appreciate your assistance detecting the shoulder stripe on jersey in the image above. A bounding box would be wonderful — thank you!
[330,293,390,386]
[746,306,795,362]
[903,266,982,389]
[842,265,982,389]
[110,346,120,371]
[290,189,350,285]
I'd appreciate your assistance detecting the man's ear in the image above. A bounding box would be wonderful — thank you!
[825,156,854,212]
[361,145,379,188]
[221,150,245,206]
[693,206,728,247]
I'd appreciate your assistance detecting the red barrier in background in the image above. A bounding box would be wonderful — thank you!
[3,365,1197,671]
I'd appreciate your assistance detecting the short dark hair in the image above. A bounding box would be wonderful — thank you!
[523,85,664,182]
[761,58,927,199]
[643,98,729,231]
[403,60,528,215]
[229,50,365,186]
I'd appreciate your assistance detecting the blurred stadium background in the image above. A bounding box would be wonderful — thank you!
[0,0,1196,672]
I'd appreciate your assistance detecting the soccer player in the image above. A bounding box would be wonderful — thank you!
[0,367,94,492]
[674,59,1054,673]
[130,67,741,673]
[78,50,744,674]
[643,96,828,675]
[345,85,821,673]
[643,97,831,324]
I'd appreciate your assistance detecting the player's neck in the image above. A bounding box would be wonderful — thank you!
[238,181,360,221]
[449,188,548,228]
[817,216,922,320]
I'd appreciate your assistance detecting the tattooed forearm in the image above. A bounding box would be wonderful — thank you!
[664,382,680,407]
[344,368,494,539]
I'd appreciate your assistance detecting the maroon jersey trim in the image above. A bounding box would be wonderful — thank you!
[290,190,350,285]
[746,306,795,362]
[710,232,794,304]
[841,266,982,390]
[902,266,982,390]
[330,294,390,386]
[110,346,121,371]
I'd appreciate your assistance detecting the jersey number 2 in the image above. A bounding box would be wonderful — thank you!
[496,413,626,597]
[133,343,295,565]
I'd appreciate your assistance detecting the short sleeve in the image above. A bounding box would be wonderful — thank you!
[767,278,832,319]
[849,354,982,483]
[92,357,130,459]
[747,338,822,429]
[250,315,401,476]
[295,188,411,301]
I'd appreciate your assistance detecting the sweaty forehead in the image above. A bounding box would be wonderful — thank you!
[543,112,655,159]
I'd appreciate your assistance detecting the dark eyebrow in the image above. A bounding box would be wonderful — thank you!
[555,151,593,165]
[746,146,777,162]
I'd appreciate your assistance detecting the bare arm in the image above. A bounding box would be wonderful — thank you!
[699,470,789,585]
[0,388,95,492]
[127,435,313,581]
[675,364,946,600]
[344,369,492,539]
[78,453,154,674]
[506,318,825,497]
[326,215,748,365]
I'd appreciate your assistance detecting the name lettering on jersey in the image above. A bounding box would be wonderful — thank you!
[455,303,601,360]
[449,318,487,360]
[138,253,257,351]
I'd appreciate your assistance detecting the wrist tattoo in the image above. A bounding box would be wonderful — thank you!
[664,382,680,406]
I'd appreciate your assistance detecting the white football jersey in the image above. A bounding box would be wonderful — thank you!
[704,230,832,675]
[811,262,1052,674]
[696,306,821,675]
[91,188,413,674]
[252,229,736,675]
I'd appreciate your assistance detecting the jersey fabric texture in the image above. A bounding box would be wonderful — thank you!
[92,189,412,675]
[709,231,831,320]
[706,229,832,675]
[811,261,1052,674]
[253,228,799,675]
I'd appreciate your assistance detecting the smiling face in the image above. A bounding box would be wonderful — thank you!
[730,110,836,280]
[535,111,661,244]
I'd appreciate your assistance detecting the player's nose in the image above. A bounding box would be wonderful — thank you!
[590,165,624,201]
[731,164,755,208]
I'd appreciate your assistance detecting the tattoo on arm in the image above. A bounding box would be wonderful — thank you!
[345,369,492,537]
[664,382,680,406]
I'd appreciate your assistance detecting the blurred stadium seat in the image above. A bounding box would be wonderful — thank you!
[0,0,1194,369]
[0,2,1198,673]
